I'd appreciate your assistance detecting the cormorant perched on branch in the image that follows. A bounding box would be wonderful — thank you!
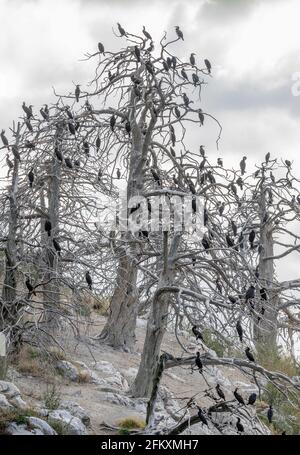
[125,120,131,136]
[285,159,291,168]
[25,277,36,298]
[117,22,126,37]
[1,130,9,147]
[267,405,273,423]
[75,85,81,102]
[234,388,245,405]
[183,93,190,107]
[83,141,90,156]
[142,26,152,40]
[192,73,199,86]
[110,114,116,132]
[236,320,243,342]
[134,46,141,62]
[96,136,101,151]
[162,60,169,72]
[236,177,243,190]
[12,145,21,161]
[151,167,161,186]
[245,285,255,303]
[98,42,105,53]
[226,233,234,248]
[236,418,244,433]
[248,393,257,405]
[117,168,121,179]
[55,146,63,162]
[216,384,225,400]
[145,61,154,75]
[240,156,247,175]
[53,238,61,256]
[198,109,204,126]
[200,145,205,156]
[204,59,211,74]
[68,122,76,135]
[65,158,73,169]
[249,230,255,249]
[171,56,177,69]
[245,347,255,362]
[189,181,196,194]
[190,53,196,66]
[202,235,210,253]
[175,26,184,40]
[195,352,203,373]
[85,271,92,290]
[265,152,270,163]
[25,119,33,132]
[197,407,208,426]
[181,68,188,81]
[260,287,267,301]
[28,168,34,188]
[231,220,238,237]
[22,102,33,119]
[44,220,52,237]
[40,106,49,121]
[192,326,204,341]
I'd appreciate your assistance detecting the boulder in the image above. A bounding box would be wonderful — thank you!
[60,401,90,426]
[48,409,88,435]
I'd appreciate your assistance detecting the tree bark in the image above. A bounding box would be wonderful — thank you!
[131,233,181,397]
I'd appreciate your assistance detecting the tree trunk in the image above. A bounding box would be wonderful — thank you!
[131,233,181,397]
[253,185,278,351]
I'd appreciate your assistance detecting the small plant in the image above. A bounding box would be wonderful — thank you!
[43,384,61,410]
[117,417,145,431]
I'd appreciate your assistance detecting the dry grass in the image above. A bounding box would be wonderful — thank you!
[0,408,40,434]
[12,346,45,377]
[117,417,145,430]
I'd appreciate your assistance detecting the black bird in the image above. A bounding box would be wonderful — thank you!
[192,197,196,214]
[240,156,247,175]
[260,287,267,301]
[204,59,212,74]
[197,407,208,426]
[234,388,245,405]
[151,168,161,186]
[40,106,49,121]
[217,157,223,167]
[236,418,244,433]
[85,271,92,290]
[68,122,76,135]
[142,26,152,40]
[44,220,52,237]
[192,73,199,86]
[55,146,63,162]
[174,106,181,119]
[198,109,204,126]
[202,235,210,252]
[218,201,225,215]
[175,26,184,40]
[249,230,255,248]
[231,220,238,237]
[236,177,243,190]
[22,102,33,119]
[25,277,36,297]
[248,393,257,405]
[98,42,105,53]
[285,159,291,168]
[234,318,244,342]
[171,56,177,69]
[110,115,116,132]
[226,233,234,248]
[28,168,34,188]
[83,141,90,156]
[190,53,196,66]
[74,160,81,168]
[173,175,179,185]
[216,384,225,400]
[65,158,73,169]
[162,60,170,72]
[195,351,203,373]
[229,295,237,304]
[1,129,9,147]
[183,93,190,107]
[75,85,80,102]
[12,145,21,161]
[170,147,176,158]
[199,157,206,171]
[189,181,196,194]
[6,155,13,172]
[181,68,188,81]
[281,431,286,435]
[265,152,270,163]
[238,232,244,250]
[199,145,205,156]
[134,46,141,62]
[267,405,273,424]
[117,22,126,37]
[245,285,255,303]
[145,61,154,75]
[245,347,255,362]
[125,120,131,136]
[53,238,61,256]
[117,168,121,179]
[192,326,204,342]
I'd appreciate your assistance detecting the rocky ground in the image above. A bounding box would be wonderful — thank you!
[0,313,271,435]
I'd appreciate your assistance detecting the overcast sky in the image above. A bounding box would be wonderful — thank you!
[1,0,300,280]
